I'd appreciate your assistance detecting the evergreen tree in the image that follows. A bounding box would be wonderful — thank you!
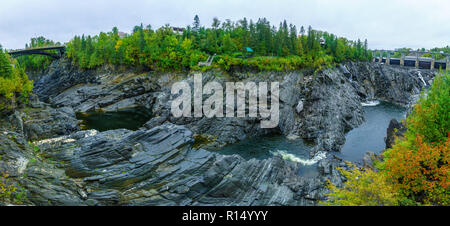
[139,23,145,52]
[212,17,220,29]
[193,15,201,31]
[0,49,13,78]
[112,27,119,35]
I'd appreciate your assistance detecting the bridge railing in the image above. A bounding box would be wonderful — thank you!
[8,45,65,53]
[371,49,449,70]
[8,46,66,59]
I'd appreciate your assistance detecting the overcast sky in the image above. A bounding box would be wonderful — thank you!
[0,0,449,50]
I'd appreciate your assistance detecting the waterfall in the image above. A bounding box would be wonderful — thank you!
[417,71,427,87]
[271,150,327,165]
[361,100,380,106]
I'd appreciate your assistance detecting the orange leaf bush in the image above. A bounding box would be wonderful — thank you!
[384,135,449,205]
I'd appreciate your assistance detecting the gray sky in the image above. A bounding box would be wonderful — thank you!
[0,0,449,50]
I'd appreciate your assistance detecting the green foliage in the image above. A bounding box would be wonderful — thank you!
[28,141,40,153]
[63,17,371,72]
[0,47,33,112]
[404,72,449,145]
[0,172,25,205]
[429,46,450,60]
[321,163,400,206]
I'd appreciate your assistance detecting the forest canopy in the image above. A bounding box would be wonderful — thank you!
[17,16,372,72]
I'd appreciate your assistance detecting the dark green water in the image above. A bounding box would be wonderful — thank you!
[337,101,407,163]
[76,107,152,132]
[211,135,323,177]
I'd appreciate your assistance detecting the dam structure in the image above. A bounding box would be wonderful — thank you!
[372,50,449,70]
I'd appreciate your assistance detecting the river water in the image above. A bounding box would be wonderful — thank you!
[76,107,152,132]
[211,135,321,177]
[337,101,407,163]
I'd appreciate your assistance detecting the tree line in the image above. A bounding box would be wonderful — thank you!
[18,16,373,72]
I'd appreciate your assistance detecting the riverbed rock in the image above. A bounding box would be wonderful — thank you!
[141,68,367,152]
[33,58,99,103]
[142,72,302,147]
[0,129,86,206]
[362,152,379,170]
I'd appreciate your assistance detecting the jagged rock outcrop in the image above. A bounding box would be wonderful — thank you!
[34,59,161,112]
[345,62,434,107]
[299,69,365,153]
[33,58,99,103]
[0,130,86,206]
[144,72,303,148]
[1,95,79,141]
[385,118,407,149]
[140,69,366,152]
[0,123,347,206]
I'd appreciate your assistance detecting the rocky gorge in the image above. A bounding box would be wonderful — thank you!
[0,59,437,206]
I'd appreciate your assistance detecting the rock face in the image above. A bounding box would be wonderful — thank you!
[299,69,365,153]
[0,123,347,206]
[34,59,160,113]
[22,106,79,141]
[1,97,79,141]
[145,72,303,147]
[135,69,365,152]
[33,58,98,103]
[385,118,407,149]
[0,130,86,206]
[0,59,437,206]
[345,62,434,107]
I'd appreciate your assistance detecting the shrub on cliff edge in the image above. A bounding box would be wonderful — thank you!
[381,72,449,205]
[321,163,400,206]
[0,47,33,113]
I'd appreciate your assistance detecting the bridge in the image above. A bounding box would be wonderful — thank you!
[8,46,66,59]
[372,50,449,70]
